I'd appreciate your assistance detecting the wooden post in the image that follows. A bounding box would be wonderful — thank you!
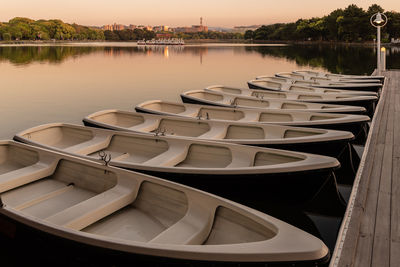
[381,47,386,71]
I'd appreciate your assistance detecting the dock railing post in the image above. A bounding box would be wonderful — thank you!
[377,25,381,73]
[381,47,386,71]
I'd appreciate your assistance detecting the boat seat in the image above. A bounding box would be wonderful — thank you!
[197,126,227,139]
[0,162,54,193]
[141,145,188,167]
[149,204,214,245]
[63,134,111,155]
[179,108,200,117]
[128,119,159,132]
[45,174,138,230]
[268,101,284,109]
[240,113,259,122]
[226,150,254,168]
[280,83,292,91]
[285,94,299,101]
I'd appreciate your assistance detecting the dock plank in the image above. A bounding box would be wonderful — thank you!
[332,70,400,267]
[353,144,384,267]
[371,82,394,267]
[335,74,389,266]
[390,71,400,266]
[390,157,400,266]
[354,72,391,267]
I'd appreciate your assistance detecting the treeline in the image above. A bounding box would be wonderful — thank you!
[0,17,245,42]
[103,29,243,41]
[3,4,400,43]
[0,17,104,41]
[245,4,400,42]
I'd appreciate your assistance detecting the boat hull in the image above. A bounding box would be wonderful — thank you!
[180,94,366,115]
[303,121,369,145]
[265,140,359,186]
[0,212,330,267]
[310,84,381,92]
[248,81,380,94]
[307,98,376,117]
[0,141,333,266]
[113,166,343,210]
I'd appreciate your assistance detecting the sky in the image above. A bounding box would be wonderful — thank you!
[1,0,400,27]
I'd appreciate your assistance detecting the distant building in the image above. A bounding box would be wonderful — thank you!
[232,25,261,33]
[173,26,208,33]
[137,25,153,31]
[102,24,113,31]
[113,23,125,31]
[172,17,208,33]
[103,23,148,31]
[153,25,169,32]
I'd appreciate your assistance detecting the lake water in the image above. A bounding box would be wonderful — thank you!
[0,43,396,265]
[1,43,398,140]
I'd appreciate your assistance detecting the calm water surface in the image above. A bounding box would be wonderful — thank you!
[1,43,398,139]
[0,43,398,265]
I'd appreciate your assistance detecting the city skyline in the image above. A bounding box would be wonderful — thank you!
[1,0,400,28]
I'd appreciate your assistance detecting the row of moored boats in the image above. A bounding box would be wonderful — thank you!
[0,70,384,265]
[137,38,185,45]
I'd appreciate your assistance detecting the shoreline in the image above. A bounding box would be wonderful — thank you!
[0,39,398,47]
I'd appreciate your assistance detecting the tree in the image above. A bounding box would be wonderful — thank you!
[324,9,344,40]
[104,30,119,41]
[367,4,384,15]
[386,11,400,39]
[244,30,254,40]
[2,32,11,41]
[246,3,400,42]
[116,29,134,40]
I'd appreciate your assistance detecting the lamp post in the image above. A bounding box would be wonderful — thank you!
[370,12,387,73]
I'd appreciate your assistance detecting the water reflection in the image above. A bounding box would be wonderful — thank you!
[0,45,209,65]
[0,46,98,65]
[0,44,399,71]
[246,44,400,74]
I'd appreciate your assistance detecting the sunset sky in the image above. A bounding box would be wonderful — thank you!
[2,0,400,27]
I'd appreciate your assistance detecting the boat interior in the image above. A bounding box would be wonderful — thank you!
[0,142,283,247]
[294,70,383,80]
[276,72,306,80]
[85,110,353,143]
[288,71,382,83]
[90,111,146,129]
[249,79,378,96]
[292,80,381,88]
[182,90,364,112]
[250,79,285,90]
[17,125,314,171]
[206,86,376,101]
[136,101,369,125]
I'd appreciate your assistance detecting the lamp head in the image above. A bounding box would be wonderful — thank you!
[374,12,384,24]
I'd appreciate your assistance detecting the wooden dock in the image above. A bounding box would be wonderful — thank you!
[331,70,400,267]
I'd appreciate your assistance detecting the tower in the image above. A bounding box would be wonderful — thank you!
[200,17,203,26]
